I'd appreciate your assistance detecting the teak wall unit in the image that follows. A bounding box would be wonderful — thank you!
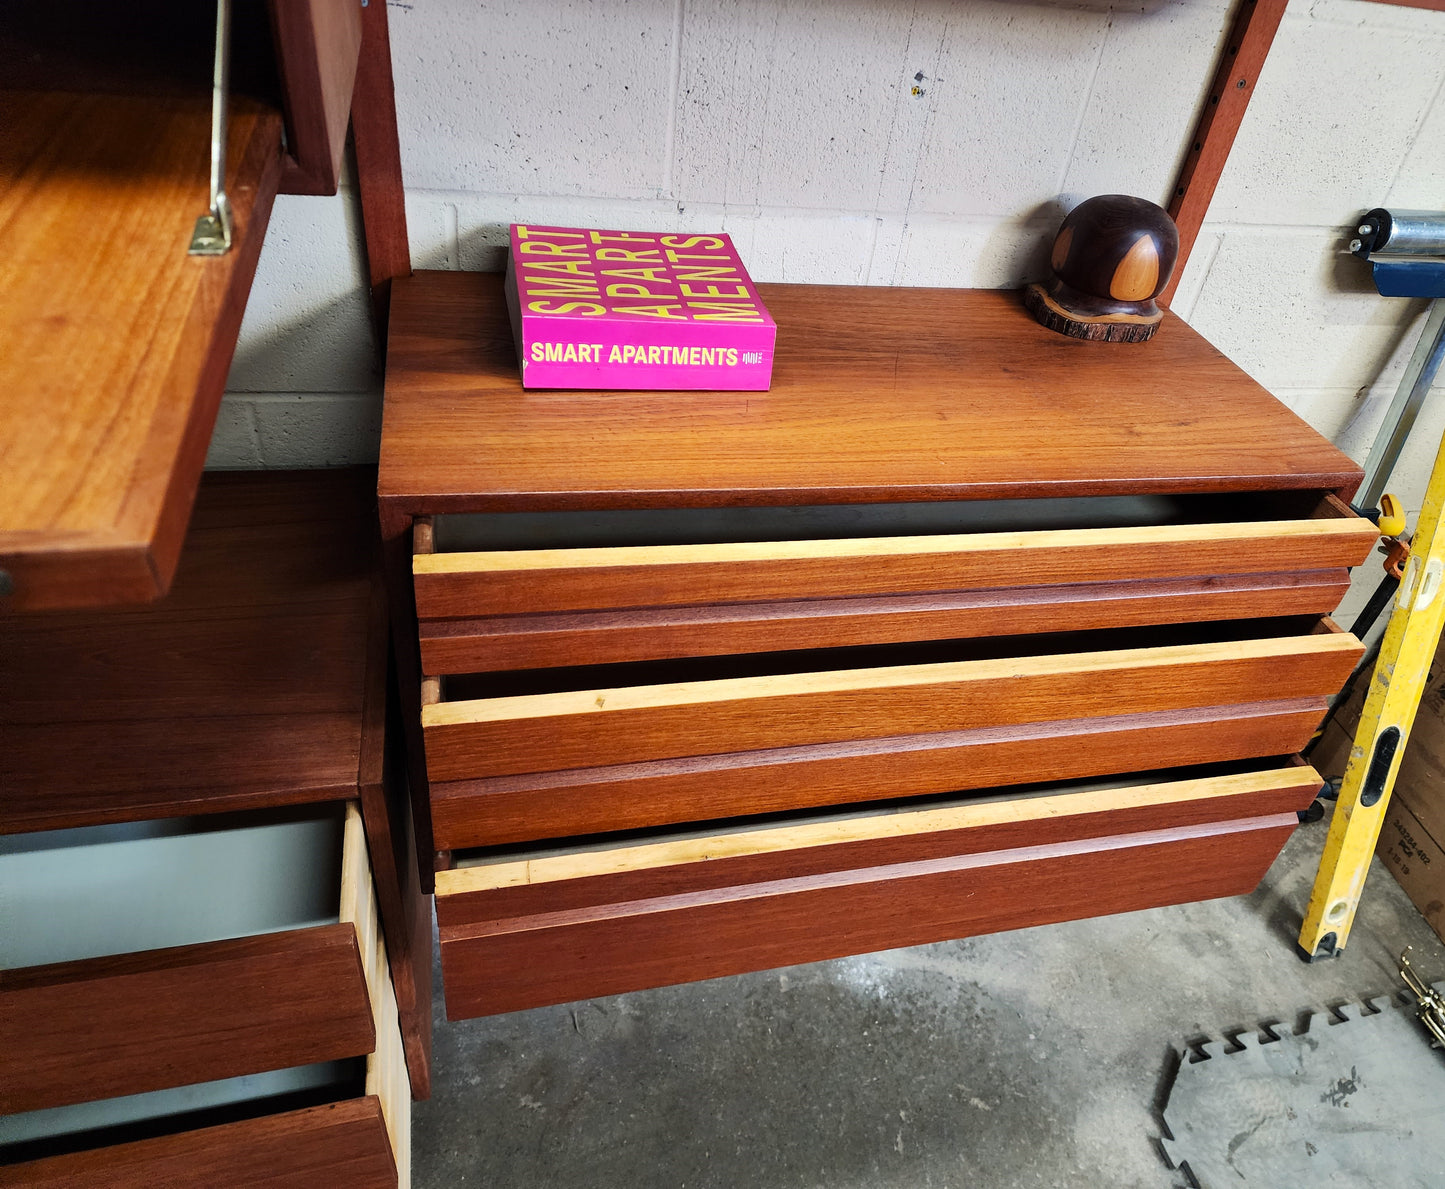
[0,470,426,1184]
[377,272,1376,1020]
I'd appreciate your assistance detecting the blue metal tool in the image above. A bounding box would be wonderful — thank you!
[1348,209,1445,511]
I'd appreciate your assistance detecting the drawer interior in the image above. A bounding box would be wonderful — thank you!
[440,615,1332,701]
[0,1062,367,1167]
[431,490,1337,551]
[0,804,407,1178]
[0,807,345,969]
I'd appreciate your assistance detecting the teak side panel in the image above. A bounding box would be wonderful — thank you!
[0,924,376,1115]
[0,91,284,610]
[0,1098,398,1189]
[435,766,1321,921]
[412,517,1376,618]
[351,0,411,295]
[422,634,1362,781]
[429,699,1324,849]
[377,272,1364,514]
[271,0,364,195]
[418,570,1352,675]
[438,815,1297,1018]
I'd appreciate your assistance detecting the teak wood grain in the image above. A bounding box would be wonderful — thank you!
[437,813,1298,1018]
[429,699,1324,848]
[0,924,374,1115]
[436,766,1320,921]
[412,514,1375,619]
[0,1098,398,1188]
[352,0,411,333]
[422,632,1361,781]
[0,473,375,830]
[0,468,433,1100]
[419,570,1351,675]
[0,90,284,610]
[271,0,364,195]
[377,272,1363,518]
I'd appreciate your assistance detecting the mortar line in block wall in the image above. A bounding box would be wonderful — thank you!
[444,202,459,270]
[867,0,923,280]
[1053,8,1114,197]
[400,188,1085,229]
[1386,63,1445,201]
[661,0,685,198]
[1173,231,1223,323]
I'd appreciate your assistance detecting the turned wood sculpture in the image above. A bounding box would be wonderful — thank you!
[1025,195,1179,342]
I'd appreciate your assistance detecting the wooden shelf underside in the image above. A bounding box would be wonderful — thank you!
[0,471,383,833]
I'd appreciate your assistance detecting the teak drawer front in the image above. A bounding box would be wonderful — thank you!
[0,1099,398,1189]
[418,570,1352,674]
[422,631,1362,782]
[434,766,1318,1018]
[413,504,1375,619]
[430,698,1326,849]
[0,925,375,1116]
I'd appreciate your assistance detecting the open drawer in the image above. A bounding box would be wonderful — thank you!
[0,804,410,1187]
[433,761,1322,1019]
[412,492,1376,672]
[423,616,1362,849]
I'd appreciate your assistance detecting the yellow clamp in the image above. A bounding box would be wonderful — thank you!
[1379,493,1406,538]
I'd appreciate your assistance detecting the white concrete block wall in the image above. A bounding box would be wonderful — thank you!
[1168,0,1445,623]
[213,0,1445,606]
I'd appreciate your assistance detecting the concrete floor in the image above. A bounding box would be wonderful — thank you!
[413,812,1445,1189]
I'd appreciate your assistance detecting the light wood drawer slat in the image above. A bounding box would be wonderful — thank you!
[414,510,1377,618]
[0,1098,398,1188]
[430,698,1325,849]
[422,632,1362,781]
[0,924,376,1116]
[437,765,1321,921]
[418,569,1352,674]
[341,803,412,1188]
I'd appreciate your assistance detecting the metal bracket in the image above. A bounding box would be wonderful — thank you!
[1400,947,1445,1047]
[189,0,234,256]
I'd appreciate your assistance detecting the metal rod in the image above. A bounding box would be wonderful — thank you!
[188,0,234,255]
[209,0,230,216]
[1360,299,1445,511]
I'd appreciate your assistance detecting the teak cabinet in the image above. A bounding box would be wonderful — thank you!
[0,471,425,1186]
[378,272,1375,1021]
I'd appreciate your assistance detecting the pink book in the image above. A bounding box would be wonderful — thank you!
[505,224,776,390]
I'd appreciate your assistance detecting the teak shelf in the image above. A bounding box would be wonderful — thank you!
[376,270,1375,1021]
[378,271,1360,514]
